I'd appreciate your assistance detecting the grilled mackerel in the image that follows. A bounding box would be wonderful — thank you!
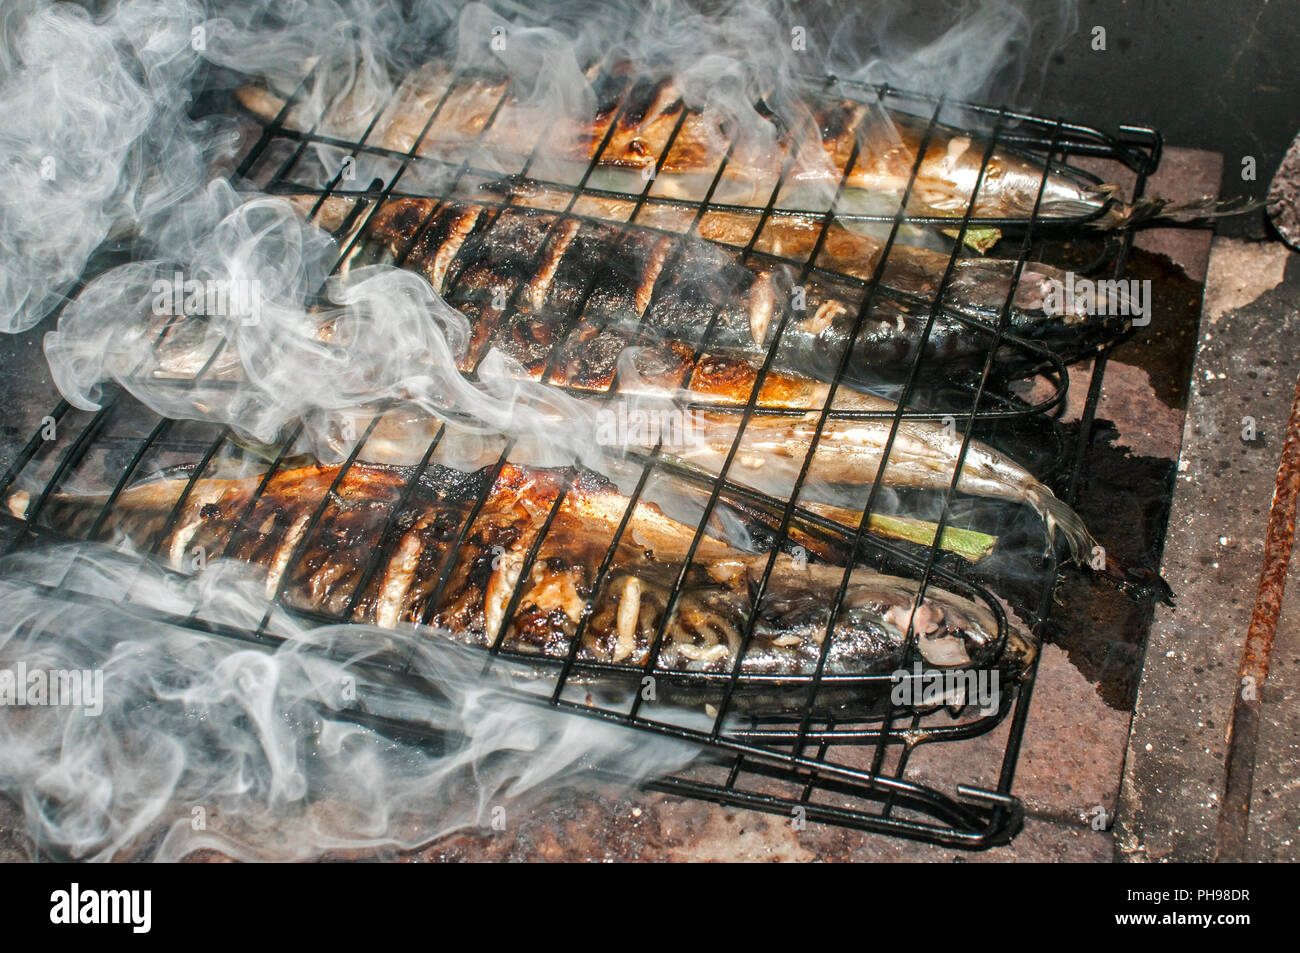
[479,177,1119,359]
[239,64,1157,225]
[313,194,1117,385]
[7,463,1037,692]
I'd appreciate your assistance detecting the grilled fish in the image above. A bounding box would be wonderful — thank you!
[265,353,1096,563]
[7,461,1037,701]
[662,362,1094,563]
[239,62,1183,226]
[310,194,1116,385]
[475,179,1128,366]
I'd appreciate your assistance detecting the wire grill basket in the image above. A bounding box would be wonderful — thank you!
[1,61,1162,849]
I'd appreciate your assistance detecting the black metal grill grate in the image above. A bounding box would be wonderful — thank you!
[0,62,1162,849]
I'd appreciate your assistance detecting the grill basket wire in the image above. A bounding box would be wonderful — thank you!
[0,61,1161,850]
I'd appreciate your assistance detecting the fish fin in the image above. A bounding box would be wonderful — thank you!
[1026,484,1095,565]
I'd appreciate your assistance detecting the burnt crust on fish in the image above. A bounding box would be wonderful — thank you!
[7,462,1037,700]
[329,195,1116,386]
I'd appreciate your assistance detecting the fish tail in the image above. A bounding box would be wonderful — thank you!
[1093,193,1260,229]
[1025,483,1096,565]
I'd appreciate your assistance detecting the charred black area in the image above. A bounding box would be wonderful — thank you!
[552,325,633,389]
[590,69,631,121]
[620,76,672,128]
[541,220,623,313]
[403,204,484,290]
[641,241,754,348]
[490,309,568,374]
[567,465,619,498]
[817,101,856,143]
[450,209,559,292]
[413,461,495,504]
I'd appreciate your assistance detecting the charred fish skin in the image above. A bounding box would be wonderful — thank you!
[496,182,1130,367]
[348,197,676,382]
[6,462,1037,712]
[333,195,1108,385]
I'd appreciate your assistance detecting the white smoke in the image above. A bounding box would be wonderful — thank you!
[0,542,699,861]
[0,0,227,334]
[43,179,600,466]
[829,0,1078,103]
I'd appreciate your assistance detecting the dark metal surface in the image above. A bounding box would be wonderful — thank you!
[0,64,1165,849]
